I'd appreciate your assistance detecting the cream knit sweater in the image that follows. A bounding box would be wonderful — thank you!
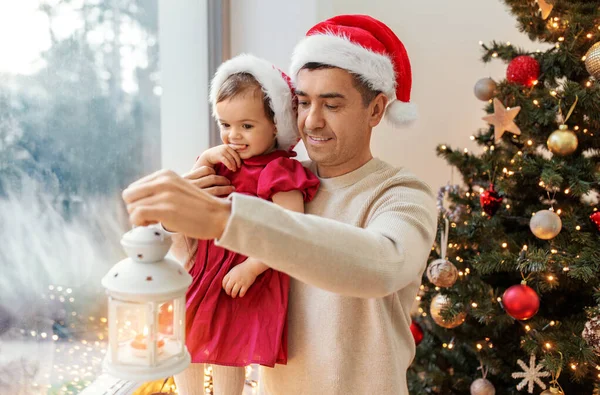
[215,158,437,395]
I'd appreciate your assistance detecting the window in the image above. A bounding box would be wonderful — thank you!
[0,1,160,392]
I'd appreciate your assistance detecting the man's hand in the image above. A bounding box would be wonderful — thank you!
[182,166,235,197]
[199,145,242,172]
[122,169,231,240]
[222,258,264,298]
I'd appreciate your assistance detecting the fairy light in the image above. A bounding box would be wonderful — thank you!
[528,140,534,146]
[470,135,476,140]
[550,90,557,96]
[492,52,498,58]
[571,363,577,370]
[576,225,581,231]
[479,40,484,45]
[550,321,556,326]
[525,325,531,332]
[533,99,540,105]
[587,81,593,87]
[459,271,464,276]
[587,33,593,39]
[441,145,447,150]
[556,209,562,215]
[547,275,555,281]
[476,343,483,351]
[558,37,565,42]
[564,188,570,194]
[479,187,484,193]
[551,249,558,254]
[582,55,588,61]
[472,302,478,308]
[415,296,421,301]
[532,80,539,86]
[464,148,469,153]
[518,151,523,156]
[497,297,502,302]
[507,41,511,46]
[502,242,508,248]
[545,342,552,349]
[465,268,471,274]
[563,266,570,272]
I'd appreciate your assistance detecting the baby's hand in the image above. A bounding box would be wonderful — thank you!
[200,144,242,172]
[222,261,259,298]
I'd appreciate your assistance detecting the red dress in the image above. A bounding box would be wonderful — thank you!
[185,150,319,367]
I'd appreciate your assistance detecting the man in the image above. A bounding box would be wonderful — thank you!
[123,15,437,395]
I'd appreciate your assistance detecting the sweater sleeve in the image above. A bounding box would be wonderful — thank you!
[214,177,438,298]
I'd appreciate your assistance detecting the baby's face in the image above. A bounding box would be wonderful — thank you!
[216,92,277,159]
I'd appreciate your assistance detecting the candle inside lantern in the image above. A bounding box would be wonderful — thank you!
[158,303,174,335]
[130,325,165,358]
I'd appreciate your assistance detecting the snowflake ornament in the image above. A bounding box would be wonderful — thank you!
[511,354,551,393]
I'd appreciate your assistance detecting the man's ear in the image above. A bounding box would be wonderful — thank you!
[368,93,388,128]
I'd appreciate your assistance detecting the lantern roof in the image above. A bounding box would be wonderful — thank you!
[102,226,192,301]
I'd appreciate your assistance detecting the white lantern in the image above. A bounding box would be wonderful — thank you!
[101,225,192,381]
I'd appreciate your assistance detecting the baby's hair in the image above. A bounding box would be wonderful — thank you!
[216,72,276,124]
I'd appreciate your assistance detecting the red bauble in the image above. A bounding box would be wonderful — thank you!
[410,320,424,346]
[480,184,503,216]
[506,55,540,87]
[590,211,600,232]
[502,284,540,320]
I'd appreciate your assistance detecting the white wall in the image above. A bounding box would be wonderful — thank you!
[230,0,546,190]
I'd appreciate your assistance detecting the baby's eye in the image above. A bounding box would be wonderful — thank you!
[242,124,254,130]
[220,123,230,128]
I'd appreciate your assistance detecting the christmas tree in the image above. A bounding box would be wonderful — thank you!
[408,1,600,394]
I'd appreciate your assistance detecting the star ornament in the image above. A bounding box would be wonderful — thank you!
[482,98,522,143]
[511,354,551,393]
[537,0,553,20]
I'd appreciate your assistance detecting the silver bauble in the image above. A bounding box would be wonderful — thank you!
[426,259,458,288]
[582,315,600,354]
[470,378,496,395]
[585,41,600,80]
[474,78,497,101]
[530,209,562,240]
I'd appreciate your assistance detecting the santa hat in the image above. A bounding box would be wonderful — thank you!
[289,14,417,125]
[209,54,299,151]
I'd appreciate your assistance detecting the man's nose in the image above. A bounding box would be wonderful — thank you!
[304,106,325,130]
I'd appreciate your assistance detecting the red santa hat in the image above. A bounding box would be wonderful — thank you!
[289,14,417,125]
[210,54,299,151]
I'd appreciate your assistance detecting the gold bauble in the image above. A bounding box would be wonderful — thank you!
[426,259,458,288]
[540,388,564,395]
[470,378,496,395]
[530,209,562,240]
[585,41,600,80]
[547,125,578,156]
[430,293,466,328]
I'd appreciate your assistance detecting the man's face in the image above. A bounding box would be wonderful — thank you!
[295,67,375,177]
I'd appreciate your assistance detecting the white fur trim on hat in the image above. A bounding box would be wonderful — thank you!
[290,33,417,125]
[386,100,418,125]
[210,54,299,151]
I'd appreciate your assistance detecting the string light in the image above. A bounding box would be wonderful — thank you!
[547,275,555,281]
[476,343,483,350]
[525,325,531,332]
[545,342,552,349]
[472,302,478,308]
[502,242,508,248]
